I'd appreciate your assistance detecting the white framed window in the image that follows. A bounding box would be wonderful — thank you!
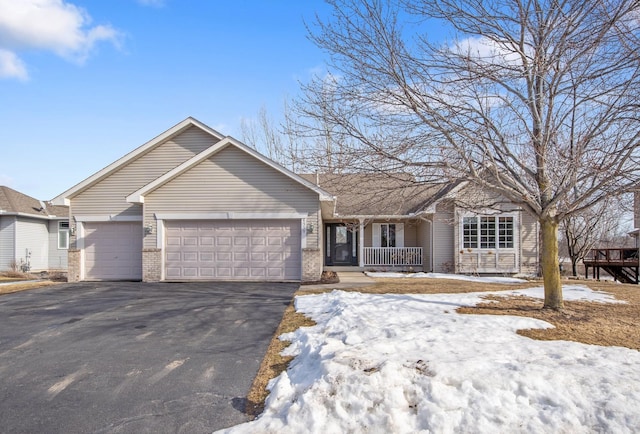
[372,223,404,248]
[58,221,69,250]
[462,214,514,250]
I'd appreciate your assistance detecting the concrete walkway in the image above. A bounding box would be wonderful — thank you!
[303,271,376,291]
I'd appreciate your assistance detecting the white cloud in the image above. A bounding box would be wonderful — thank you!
[0,48,27,80]
[453,36,523,67]
[0,0,121,79]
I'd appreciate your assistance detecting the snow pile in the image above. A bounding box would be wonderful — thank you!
[219,286,640,434]
[365,271,528,284]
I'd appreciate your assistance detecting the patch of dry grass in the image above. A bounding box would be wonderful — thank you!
[246,302,316,418]
[458,281,640,350]
[0,280,59,295]
[247,277,640,418]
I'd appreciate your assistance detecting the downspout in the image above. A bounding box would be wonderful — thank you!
[429,219,434,272]
[418,214,434,272]
[359,218,365,268]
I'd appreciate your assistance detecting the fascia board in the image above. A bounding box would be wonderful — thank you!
[0,212,52,220]
[51,117,225,206]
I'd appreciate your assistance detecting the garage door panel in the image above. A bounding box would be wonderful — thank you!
[199,267,215,277]
[166,252,181,261]
[216,251,232,262]
[183,268,198,277]
[251,252,266,262]
[200,252,214,262]
[252,236,266,246]
[200,237,214,246]
[218,237,232,246]
[234,267,250,277]
[183,252,198,262]
[165,220,301,281]
[234,236,249,246]
[166,237,181,247]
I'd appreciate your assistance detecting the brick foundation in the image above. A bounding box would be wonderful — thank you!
[302,248,322,282]
[67,249,81,282]
[142,248,162,282]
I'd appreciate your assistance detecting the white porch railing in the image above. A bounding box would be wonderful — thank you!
[363,247,423,267]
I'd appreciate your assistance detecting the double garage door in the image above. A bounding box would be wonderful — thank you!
[164,220,301,281]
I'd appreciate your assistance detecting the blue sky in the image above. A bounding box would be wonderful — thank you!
[0,0,331,200]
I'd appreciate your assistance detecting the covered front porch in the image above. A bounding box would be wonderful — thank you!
[323,220,426,271]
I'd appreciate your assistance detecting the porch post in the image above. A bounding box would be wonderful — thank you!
[359,218,365,267]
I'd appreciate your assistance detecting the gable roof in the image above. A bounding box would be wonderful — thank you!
[126,136,335,204]
[51,117,225,206]
[299,173,446,217]
[0,186,68,219]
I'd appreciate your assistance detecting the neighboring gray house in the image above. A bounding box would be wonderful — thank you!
[51,117,540,282]
[0,186,69,272]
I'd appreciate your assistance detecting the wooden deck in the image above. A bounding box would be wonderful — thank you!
[583,248,639,284]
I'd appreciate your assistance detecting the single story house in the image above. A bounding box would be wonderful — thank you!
[0,186,69,272]
[51,117,539,282]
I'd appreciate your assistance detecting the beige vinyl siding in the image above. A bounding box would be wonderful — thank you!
[520,210,539,275]
[0,216,16,270]
[404,221,418,247]
[16,217,49,271]
[433,204,454,273]
[72,126,220,217]
[48,220,68,270]
[364,223,372,246]
[144,146,321,249]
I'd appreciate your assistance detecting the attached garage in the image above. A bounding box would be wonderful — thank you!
[83,222,143,280]
[164,220,301,281]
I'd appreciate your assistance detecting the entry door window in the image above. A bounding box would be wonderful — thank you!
[334,226,350,262]
[326,224,358,266]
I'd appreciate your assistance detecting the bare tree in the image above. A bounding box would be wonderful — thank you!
[560,197,632,277]
[241,100,361,173]
[240,105,292,167]
[293,0,640,309]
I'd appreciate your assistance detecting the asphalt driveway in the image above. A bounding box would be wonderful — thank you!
[0,281,299,433]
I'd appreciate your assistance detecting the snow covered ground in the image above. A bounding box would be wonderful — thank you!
[218,283,640,434]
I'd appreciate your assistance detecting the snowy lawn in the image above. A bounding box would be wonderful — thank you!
[219,285,640,434]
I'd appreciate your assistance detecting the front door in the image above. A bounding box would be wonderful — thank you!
[326,224,358,266]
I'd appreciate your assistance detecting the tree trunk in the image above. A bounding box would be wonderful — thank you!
[541,218,563,310]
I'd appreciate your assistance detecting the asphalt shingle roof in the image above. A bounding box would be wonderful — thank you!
[299,173,446,217]
[0,186,68,218]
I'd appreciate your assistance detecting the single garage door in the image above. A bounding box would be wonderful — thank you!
[165,220,301,281]
[84,222,143,280]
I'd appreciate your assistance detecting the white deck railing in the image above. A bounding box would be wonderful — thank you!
[363,247,423,266]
